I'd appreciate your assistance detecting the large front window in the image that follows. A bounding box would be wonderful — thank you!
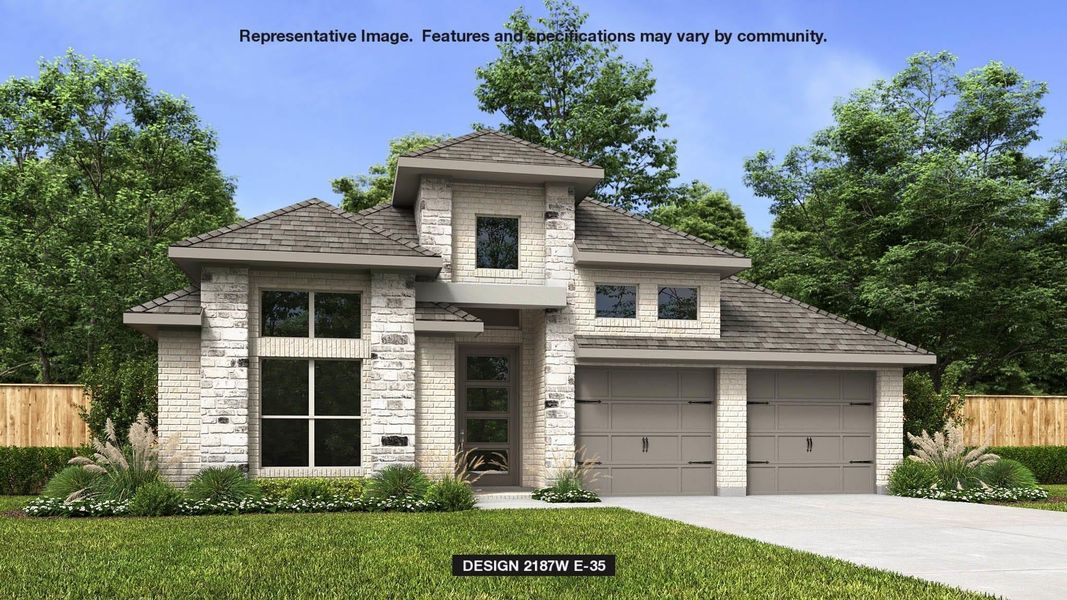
[262,291,361,338]
[595,284,637,318]
[476,216,519,269]
[261,358,361,467]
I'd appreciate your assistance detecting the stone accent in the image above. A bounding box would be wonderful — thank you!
[451,181,546,284]
[199,266,250,468]
[415,335,455,478]
[521,309,547,487]
[574,268,720,338]
[716,367,748,496]
[415,176,453,281]
[157,329,201,484]
[368,272,417,469]
[543,183,576,477]
[875,368,905,493]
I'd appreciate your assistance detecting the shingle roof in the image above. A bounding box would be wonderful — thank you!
[404,130,597,168]
[415,303,481,323]
[126,286,201,315]
[575,199,746,258]
[352,204,420,247]
[578,277,931,356]
[173,199,436,257]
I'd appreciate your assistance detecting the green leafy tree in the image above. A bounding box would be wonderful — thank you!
[475,0,678,210]
[647,181,754,254]
[331,133,447,213]
[0,51,237,433]
[744,52,1067,392]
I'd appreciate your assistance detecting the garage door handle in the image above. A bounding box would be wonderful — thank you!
[580,461,603,465]
[747,460,769,464]
[688,460,715,464]
[849,460,873,464]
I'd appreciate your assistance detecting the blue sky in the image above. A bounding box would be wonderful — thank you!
[2,0,1065,233]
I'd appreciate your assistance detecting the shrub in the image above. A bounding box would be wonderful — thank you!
[887,460,937,495]
[902,365,967,455]
[363,466,430,501]
[41,466,103,500]
[186,467,261,502]
[426,477,476,511]
[989,446,1067,484]
[532,488,600,503]
[978,459,1038,489]
[24,493,442,518]
[127,481,183,516]
[285,479,335,501]
[906,425,997,490]
[896,486,1048,503]
[257,477,364,499]
[533,463,601,503]
[0,446,87,495]
[67,413,176,501]
[81,344,157,441]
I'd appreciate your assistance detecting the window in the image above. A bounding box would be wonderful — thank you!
[261,291,361,338]
[476,216,519,269]
[658,286,698,320]
[260,358,361,468]
[595,284,637,318]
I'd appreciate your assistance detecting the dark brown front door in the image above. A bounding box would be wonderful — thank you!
[457,346,519,486]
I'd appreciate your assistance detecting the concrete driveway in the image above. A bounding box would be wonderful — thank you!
[601,494,1067,600]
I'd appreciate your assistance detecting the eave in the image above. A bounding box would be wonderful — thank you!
[574,246,752,276]
[169,247,442,281]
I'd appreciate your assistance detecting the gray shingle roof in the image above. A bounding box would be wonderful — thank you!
[575,199,746,258]
[404,130,597,168]
[352,204,420,247]
[127,286,201,315]
[173,199,436,257]
[415,303,481,323]
[578,277,931,356]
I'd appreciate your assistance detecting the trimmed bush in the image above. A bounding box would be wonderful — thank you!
[186,467,260,502]
[426,477,476,511]
[887,460,937,495]
[24,494,441,518]
[989,446,1067,484]
[0,446,86,495]
[257,477,364,499]
[364,466,430,501]
[41,466,103,500]
[978,459,1038,489]
[128,481,183,516]
[284,479,335,502]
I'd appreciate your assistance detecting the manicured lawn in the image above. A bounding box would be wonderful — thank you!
[0,506,986,599]
[1010,485,1067,512]
[0,496,31,512]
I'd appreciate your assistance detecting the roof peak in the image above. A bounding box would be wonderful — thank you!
[403,129,598,168]
[580,199,748,258]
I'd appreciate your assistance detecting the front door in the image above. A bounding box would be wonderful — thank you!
[457,346,519,486]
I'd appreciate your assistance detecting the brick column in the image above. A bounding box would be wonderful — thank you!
[716,367,747,496]
[368,272,417,470]
[875,368,904,493]
[543,183,576,479]
[158,329,202,483]
[415,335,455,478]
[415,176,453,281]
[199,266,250,469]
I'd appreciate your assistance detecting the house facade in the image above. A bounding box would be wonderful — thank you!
[124,130,935,496]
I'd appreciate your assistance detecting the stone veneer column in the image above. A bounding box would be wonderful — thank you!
[415,176,453,281]
[368,272,417,470]
[875,368,904,493]
[199,266,250,468]
[543,183,576,479]
[715,367,748,496]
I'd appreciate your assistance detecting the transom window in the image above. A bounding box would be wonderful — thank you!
[658,286,698,320]
[261,359,361,467]
[476,216,519,270]
[261,291,361,338]
[595,284,637,318]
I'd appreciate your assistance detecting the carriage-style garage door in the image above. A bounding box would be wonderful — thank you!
[747,370,876,494]
[575,367,716,496]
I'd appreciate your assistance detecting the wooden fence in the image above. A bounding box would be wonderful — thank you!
[0,384,91,447]
[962,395,1067,447]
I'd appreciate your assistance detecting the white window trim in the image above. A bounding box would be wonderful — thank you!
[657,285,700,322]
[593,282,640,321]
[474,214,522,272]
[260,289,362,339]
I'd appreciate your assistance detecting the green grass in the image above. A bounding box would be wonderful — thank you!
[0,507,986,599]
[991,485,1067,512]
[0,496,31,511]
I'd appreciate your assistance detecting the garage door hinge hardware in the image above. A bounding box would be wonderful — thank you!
[688,400,714,405]
[747,460,770,464]
[575,399,602,404]
[849,460,873,464]
[747,401,770,405]
[578,460,603,465]
[849,402,873,406]
[688,460,715,464]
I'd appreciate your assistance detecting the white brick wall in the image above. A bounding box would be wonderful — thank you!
[876,368,904,493]
[715,367,747,495]
[199,266,250,468]
[521,309,546,487]
[157,329,201,484]
[416,176,453,281]
[451,181,546,284]
[543,183,576,477]
[415,335,455,478]
[368,272,417,469]
[574,268,721,338]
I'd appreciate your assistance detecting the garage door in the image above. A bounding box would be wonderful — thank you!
[576,367,715,496]
[747,370,875,494]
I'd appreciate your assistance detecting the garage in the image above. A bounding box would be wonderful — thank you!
[747,370,876,494]
[575,367,716,496]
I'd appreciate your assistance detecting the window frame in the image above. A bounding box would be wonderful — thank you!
[657,285,700,321]
[474,214,521,271]
[260,358,362,468]
[260,290,362,339]
[594,282,639,319]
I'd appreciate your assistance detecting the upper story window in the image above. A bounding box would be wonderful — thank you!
[658,286,698,320]
[476,216,519,270]
[595,284,637,318]
[262,291,361,338]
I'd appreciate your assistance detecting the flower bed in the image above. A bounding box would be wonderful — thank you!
[24,494,440,518]
[895,486,1049,503]
[531,488,601,503]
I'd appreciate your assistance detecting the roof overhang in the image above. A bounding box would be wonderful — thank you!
[122,312,202,339]
[574,246,752,276]
[415,282,567,309]
[169,247,442,281]
[414,320,485,334]
[575,347,938,367]
[392,157,604,207]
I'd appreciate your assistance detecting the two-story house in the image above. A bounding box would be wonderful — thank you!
[123,130,935,496]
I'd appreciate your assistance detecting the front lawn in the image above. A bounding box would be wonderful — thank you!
[0,507,986,599]
[1009,485,1067,512]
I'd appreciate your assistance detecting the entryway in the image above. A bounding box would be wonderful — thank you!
[457,345,519,486]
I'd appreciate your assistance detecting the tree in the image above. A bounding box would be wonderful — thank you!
[331,133,447,213]
[0,51,237,433]
[744,52,1067,392]
[475,0,678,210]
[647,181,754,254]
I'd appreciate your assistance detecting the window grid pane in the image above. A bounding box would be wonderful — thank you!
[476,216,519,269]
[658,286,698,320]
[261,291,309,337]
[314,293,361,339]
[595,284,637,318]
